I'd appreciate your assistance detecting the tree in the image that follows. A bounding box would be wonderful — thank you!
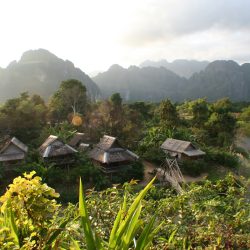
[212,97,232,113]
[158,99,179,128]
[206,111,236,147]
[238,105,250,136]
[128,101,153,121]
[109,92,122,107]
[49,79,87,122]
[0,93,47,142]
[190,98,209,127]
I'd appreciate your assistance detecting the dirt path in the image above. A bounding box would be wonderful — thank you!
[139,161,156,185]
[140,160,208,185]
[236,135,250,151]
[236,135,250,179]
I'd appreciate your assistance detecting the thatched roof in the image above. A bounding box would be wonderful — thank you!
[161,138,205,157]
[0,137,28,162]
[68,132,85,147]
[89,135,139,164]
[39,135,78,158]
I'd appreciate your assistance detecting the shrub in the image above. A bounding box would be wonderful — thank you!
[204,148,240,169]
[181,159,208,177]
[0,171,60,248]
[111,161,144,184]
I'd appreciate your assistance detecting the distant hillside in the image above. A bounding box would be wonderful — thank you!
[140,59,209,78]
[186,60,250,101]
[0,49,101,103]
[93,60,250,102]
[93,65,187,102]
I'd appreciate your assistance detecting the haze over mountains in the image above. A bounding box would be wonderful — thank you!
[140,59,209,78]
[0,49,250,103]
[93,65,187,102]
[94,61,250,102]
[0,49,101,103]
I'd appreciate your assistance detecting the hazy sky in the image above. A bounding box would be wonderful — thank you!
[0,0,250,74]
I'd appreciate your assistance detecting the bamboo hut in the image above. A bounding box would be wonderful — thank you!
[88,135,139,173]
[0,137,28,166]
[160,138,205,160]
[39,135,78,165]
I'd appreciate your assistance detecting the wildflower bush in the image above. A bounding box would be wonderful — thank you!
[0,171,60,249]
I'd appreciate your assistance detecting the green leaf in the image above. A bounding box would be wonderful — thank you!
[108,176,156,249]
[79,177,97,250]
[120,202,142,249]
[44,218,70,249]
[6,200,19,247]
[135,215,156,250]
[168,229,177,244]
[71,238,81,250]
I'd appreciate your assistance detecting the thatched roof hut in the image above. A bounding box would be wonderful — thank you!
[0,137,28,164]
[68,132,85,148]
[39,135,77,164]
[161,138,205,159]
[89,135,139,173]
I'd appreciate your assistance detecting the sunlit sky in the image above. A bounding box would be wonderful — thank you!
[0,0,250,74]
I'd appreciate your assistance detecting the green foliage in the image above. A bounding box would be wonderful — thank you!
[111,161,144,184]
[0,171,60,249]
[204,147,240,169]
[109,93,122,107]
[75,176,160,249]
[38,121,76,145]
[128,102,153,121]
[206,111,236,147]
[189,98,209,127]
[181,159,208,177]
[81,173,250,249]
[153,174,250,249]
[1,172,249,249]
[212,97,233,113]
[238,105,250,136]
[17,153,109,202]
[0,93,47,143]
[48,79,87,122]
[137,126,170,163]
[157,99,179,128]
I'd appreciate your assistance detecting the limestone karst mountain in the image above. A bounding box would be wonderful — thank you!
[93,65,187,102]
[186,60,250,101]
[0,49,101,103]
[93,60,250,102]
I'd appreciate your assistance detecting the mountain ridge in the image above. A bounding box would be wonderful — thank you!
[94,60,250,102]
[0,49,101,103]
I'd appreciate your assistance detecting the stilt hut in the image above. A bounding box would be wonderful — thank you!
[0,137,28,166]
[39,135,78,165]
[160,138,205,160]
[88,135,139,174]
[158,138,205,192]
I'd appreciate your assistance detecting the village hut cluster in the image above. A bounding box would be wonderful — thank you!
[0,133,205,185]
[0,134,139,171]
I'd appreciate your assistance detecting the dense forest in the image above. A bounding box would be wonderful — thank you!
[0,78,250,249]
